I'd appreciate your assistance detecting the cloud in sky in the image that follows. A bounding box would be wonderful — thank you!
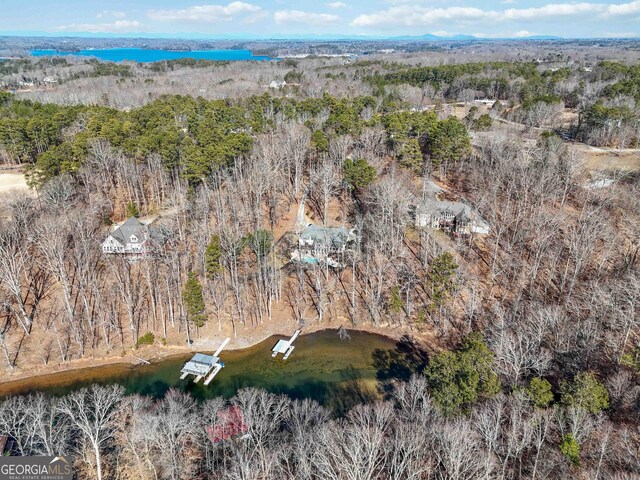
[326,1,348,8]
[59,20,143,33]
[351,1,640,28]
[148,2,262,23]
[274,10,340,24]
[11,0,640,38]
[607,0,640,14]
[96,10,127,19]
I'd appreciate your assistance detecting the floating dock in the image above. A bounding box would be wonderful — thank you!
[180,338,230,385]
[271,330,301,360]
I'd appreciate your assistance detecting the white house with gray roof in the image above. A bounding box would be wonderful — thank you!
[102,217,170,256]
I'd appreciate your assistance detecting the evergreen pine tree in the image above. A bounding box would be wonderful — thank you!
[183,271,206,328]
[205,235,223,279]
[126,201,139,218]
[428,252,458,310]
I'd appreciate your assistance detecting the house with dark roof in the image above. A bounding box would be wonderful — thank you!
[290,196,357,268]
[102,217,170,256]
[299,225,353,254]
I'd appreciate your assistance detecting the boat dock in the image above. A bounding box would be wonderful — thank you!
[180,338,230,385]
[203,362,224,386]
[271,330,301,360]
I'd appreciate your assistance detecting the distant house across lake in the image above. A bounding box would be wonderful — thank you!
[269,80,287,89]
[102,217,170,256]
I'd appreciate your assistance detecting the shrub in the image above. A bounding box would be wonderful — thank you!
[183,272,207,328]
[205,234,223,279]
[343,158,377,190]
[311,130,329,153]
[388,286,404,314]
[620,346,640,373]
[560,371,609,414]
[126,201,139,218]
[473,114,493,131]
[427,252,458,310]
[136,332,155,348]
[560,433,580,466]
[526,377,554,408]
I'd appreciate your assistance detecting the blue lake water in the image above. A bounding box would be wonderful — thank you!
[31,48,272,63]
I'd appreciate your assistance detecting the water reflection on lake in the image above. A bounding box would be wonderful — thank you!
[0,330,432,413]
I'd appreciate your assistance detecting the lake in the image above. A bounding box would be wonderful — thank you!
[0,330,428,412]
[30,48,272,63]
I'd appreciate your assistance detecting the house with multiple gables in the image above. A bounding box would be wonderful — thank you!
[292,224,357,268]
[290,197,357,268]
[102,217,170,256]
[414,181,490,236]
[415,199,490,236]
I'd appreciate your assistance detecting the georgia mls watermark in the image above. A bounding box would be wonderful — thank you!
[0,456,73,480]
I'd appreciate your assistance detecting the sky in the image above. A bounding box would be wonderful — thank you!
[1,0,639,39]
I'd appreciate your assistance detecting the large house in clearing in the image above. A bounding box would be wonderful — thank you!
[102,217,170,256]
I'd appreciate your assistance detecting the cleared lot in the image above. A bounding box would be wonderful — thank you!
[0,172,32,195]
[576,145,640,172]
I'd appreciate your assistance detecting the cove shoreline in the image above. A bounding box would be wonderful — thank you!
[0,323,419,398]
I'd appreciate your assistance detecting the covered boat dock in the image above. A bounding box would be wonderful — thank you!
[180,353,221,383]
[180,338,230,385]
[272,330,301,360]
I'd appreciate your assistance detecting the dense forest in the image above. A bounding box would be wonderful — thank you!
[0,47,639,479]
[0,364,631,480]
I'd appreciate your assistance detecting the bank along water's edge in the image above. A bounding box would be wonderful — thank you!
[0,328,431,412]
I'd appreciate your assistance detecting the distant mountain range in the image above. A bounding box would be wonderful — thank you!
[389,34,478,41]
[0,31,569,41]
[390,33,565,41]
